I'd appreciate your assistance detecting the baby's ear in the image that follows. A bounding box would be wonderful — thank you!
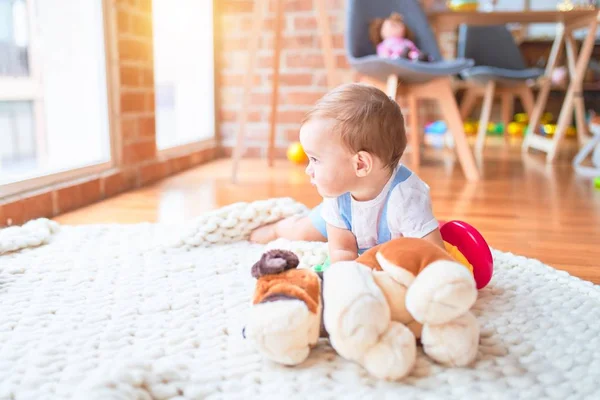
[353,151,374,177]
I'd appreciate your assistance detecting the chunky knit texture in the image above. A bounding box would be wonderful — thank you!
[1,199,599,399]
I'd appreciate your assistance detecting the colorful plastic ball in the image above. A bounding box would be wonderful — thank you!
[464,122,476,135]
[542,124,556,136]
[507,122,524,136]
[448,0,479,11]
[594,177,600,189]
[494,123,504,134]
[567,126,577,137]
[541,112,554,124]
[286,142,308,164]
[514,113,528,123]
[425,120,448,134]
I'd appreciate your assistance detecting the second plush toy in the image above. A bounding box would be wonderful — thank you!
[369,12,431,62]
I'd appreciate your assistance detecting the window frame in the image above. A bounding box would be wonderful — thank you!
[0,0,117,199]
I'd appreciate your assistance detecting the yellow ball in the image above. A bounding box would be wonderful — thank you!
[567,126,576,137]
[514,113,528,123]
[507,122,524,136]
[464,122,476,135]
[541,112,554,124]
[287,142,308,164]
[448,1,479,11]
[543,124,556,136]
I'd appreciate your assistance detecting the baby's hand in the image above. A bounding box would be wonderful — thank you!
[249,223,278,244]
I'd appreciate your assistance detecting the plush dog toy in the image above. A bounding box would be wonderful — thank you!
[244,237,481,380]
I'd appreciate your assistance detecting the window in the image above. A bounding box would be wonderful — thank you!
[0,0,112,193]
[152,0,215,151]
[0,101,36,175]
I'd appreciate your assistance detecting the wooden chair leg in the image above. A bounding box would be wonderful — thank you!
[408,92,420,169]
[459,87,478,120]
[267,0,284,167]
[476,81,496,155]
[436,79,480,181]
[518,86,535,117]
[386,74,398,98]
[315,0,336,89]
[231,0,264,182]
[501,93,514,142]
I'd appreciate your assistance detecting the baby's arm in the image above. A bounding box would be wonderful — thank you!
[320,198,358,262]
[420,227,445,250]
[327,223,358,263]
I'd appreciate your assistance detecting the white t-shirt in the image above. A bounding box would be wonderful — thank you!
[321,166,438,250]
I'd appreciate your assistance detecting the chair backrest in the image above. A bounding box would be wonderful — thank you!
[345,0,442,61]
[457,25,527,70]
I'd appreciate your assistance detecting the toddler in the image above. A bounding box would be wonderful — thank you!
[250,83,444,263]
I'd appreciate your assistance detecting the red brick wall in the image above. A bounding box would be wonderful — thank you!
[217,0,444,158]
[218,0,351,158]
[0,0,217,227]
[0,0,449,227]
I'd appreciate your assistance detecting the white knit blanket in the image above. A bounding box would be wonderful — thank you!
[1,198,599,400]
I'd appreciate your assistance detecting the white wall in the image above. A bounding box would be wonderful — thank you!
[36,0,110,170]
[153,0,215,150]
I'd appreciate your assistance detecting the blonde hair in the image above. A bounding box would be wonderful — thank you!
[302,83,407,170]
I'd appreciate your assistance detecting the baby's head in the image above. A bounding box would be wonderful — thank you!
[299,83,407,198]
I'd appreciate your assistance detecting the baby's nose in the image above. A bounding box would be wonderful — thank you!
[305,164,313,176]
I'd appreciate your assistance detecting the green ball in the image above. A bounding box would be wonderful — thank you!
[594,177,600,189]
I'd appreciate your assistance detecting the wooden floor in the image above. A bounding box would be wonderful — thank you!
[55,139,600,284]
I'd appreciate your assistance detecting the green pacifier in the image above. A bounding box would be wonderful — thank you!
[312,256,331,273]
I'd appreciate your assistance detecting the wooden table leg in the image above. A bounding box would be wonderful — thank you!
[267,0,284,167]
[548,19,598,162]
[522,23,565,155]
[565,31,591,148]
[231,0,264,182]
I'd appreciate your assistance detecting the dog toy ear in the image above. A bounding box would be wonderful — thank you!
[251,249,300,278]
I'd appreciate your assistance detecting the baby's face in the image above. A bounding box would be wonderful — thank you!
[299,118,357,198]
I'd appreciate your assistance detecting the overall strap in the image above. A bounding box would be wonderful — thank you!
[377,165,413,245]
[338,192,370,253]
[337,192,352,231]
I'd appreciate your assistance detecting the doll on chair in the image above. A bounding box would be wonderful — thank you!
[369,12,431,62]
